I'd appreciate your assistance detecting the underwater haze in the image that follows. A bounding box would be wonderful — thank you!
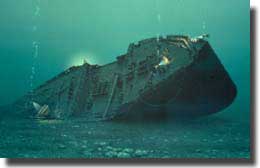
[0,0,250,159]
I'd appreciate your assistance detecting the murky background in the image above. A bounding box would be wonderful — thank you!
[0,0,250,158]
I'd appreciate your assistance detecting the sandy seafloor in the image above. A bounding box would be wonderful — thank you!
[0,114,250,159]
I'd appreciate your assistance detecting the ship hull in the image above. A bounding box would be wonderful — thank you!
[114,43,237,120]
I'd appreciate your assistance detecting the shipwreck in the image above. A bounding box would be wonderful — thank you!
[12,34,237,121]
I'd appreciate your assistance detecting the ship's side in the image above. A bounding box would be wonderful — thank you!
[11,35,237,121]
[120,39,237,120]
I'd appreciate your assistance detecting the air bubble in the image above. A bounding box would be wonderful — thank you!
[32,26,37,32]
[157,14,161,22]
[34,6,40,16]
[155,0,162,46]
[202,21,206,30]
[156,34,160,42]
[30,0,41,101]
[157,49,160,57]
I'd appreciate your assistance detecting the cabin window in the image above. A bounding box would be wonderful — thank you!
[128,62,136,71]
[117,78,123,88]
[138,60,148,75]
[92,81,109,96]
[68,81,74,100]
[147,54,156,60]
[146,54,158,66]
[86,99,93,110]
[126,71,134,81]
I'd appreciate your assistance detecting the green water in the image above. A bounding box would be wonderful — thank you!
[0,0,250,158]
